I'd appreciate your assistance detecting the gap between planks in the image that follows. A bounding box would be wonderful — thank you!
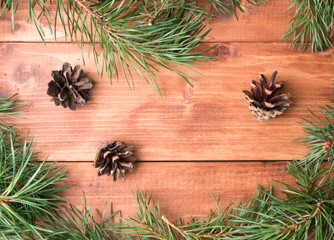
[58,160,293,163]
[1,40,291,45]
[1,42,333,161]
[58,161,295,220]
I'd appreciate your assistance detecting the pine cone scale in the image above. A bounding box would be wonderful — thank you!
[264,102,275,108]
[74,78,93,90]
[52,71,65,85]
[71,65,82,82]
[47,81,60,97]
[62,62,71,75]
[59,88,68,101]
[119,162,133,169]
[114,170,120,182]
[53,97,61,106]
[270,93,290,103]
[269,71,278,86]
[270,82,287,94]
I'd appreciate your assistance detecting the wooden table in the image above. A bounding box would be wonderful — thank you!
[1,1,333,220]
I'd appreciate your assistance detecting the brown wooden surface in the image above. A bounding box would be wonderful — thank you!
[60,162,295,220]
[0,0,333,220]
[1,42,333,161]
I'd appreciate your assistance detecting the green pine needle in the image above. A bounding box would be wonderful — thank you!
[0,94,26,134]
[41,192,118,240]
[283,0,334,52]
[295,100,334,168]
[1,0,220,97]
[0,0,265,97]
[0,132,67,239]
[0,94,67,239]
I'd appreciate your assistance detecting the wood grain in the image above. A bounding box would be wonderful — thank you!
[0,0,332,227]
[1,42,333,161]
[59,161,295,220]
[0,43,334,161]
[0,0,294,43]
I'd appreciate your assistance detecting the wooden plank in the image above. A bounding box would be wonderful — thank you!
[1,42,333,161]
[58,161,295,220]
[0,0,294,43]
[208,1,293,43]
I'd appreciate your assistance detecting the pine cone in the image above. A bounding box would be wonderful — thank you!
[47,62,93,111]
[94,141,136,181]
[242,71,292,121]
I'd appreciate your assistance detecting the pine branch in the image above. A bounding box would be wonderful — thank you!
[211,0,265,19]
[23,141,334,239]
[115,160,334,239]
[119,190,180,239]
[283,0,334,52]
[0,94,25,134]
[206,0,265,20]
[0,0,264,97]
[41,193,118,239]
[226,160,334,239]
[72,0,103,22]
[0,94,67,239]
[0,0,217,97]
[295,99,334,167]
[33,166,334,240]
[60,0,215,97]
[0,132,67,239]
